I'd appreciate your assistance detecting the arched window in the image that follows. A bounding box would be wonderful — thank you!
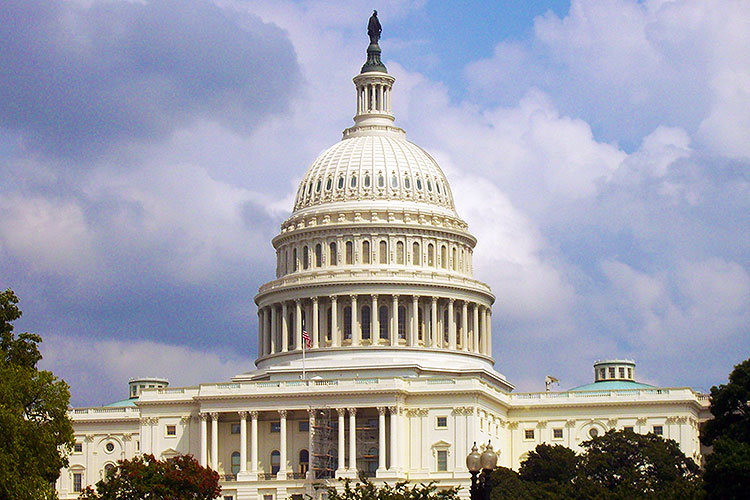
[362,241,370,264]
[329,242,337,266]
[315,179,321,192]
[350,175,357,188]
[379,241,388,264]
[299,449,309,475]
[103,463,115,482]
[404,176,411,189]
[452,248,457,271]
[428,243,435,267]
[346,241,353,265]
[364,174,371,188]
[361,306,371,339]
[412,242,420,265]
[396,241,404,264]
[303,246,309,270]
[378,174,385,188]
[398,306,406,339]
[379,306,389,340]
[416,177,423,190]
[326,178,332,191]
[231,451,240,475]
[337,176,345,190]
[293,248,298,271]
[315,244,322,267]
[427,179,433,192]
[441,245,447,269]
[343,306,352,340]
[271,450,280,474]
[391,174,398,188]
[460,248,465,271]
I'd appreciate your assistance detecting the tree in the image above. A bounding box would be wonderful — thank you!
[78,454,221,500]
[518,443,577,484]
[0,288,74,500]
[701,358,750,500]
[322,474,460,500]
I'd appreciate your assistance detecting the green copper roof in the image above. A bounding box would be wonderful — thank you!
[361,42,387,73]
[103,398,138,407]
[568,380,655,392]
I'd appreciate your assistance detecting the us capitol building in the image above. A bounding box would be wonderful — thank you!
[57,24,711,500]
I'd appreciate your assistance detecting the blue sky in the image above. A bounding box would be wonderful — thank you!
[1,0,747,406]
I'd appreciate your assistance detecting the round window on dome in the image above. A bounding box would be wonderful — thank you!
[364,174,371,187]
[404,176,411,189]
[350,175,357,188]
[427,180,433,192]
[326,178,332,191]
[416,178,423,190]
[316,180,321,193]
[391,175,398,188]
[105,442,115,453]
[337,176,344,190]
[378,174,385,188]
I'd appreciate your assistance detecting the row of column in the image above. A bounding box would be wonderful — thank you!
[199,407,403,478]
[357,82,391,114]
[257,296,492,357]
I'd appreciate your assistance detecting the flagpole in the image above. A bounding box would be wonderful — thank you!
[302,341,306,381]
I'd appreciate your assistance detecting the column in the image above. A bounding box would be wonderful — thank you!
[351,295,360,346]
[472,304,480,352]
[295,300,302,350]
[337,408,346,475]
[250,411,259,474]
[411,295,418,346]
[331,296,339,347]
[348,408,357,472]
[461,301,468,351]
[391,295,399,346]
[210,412,219,470]
[281,302,289,352]
[278,410,287,478]
[200,413,208,467]
[239,411,248,474]
[377,407,387,472]
[372,295,379,343]
[307,409,316,479]
[389,406,399,471]
[312,297,319,348]
[430,297,437,348]
[270,306,277,354]
[487,309,493,357]
[448,299,456,349]
[257,311,263,357]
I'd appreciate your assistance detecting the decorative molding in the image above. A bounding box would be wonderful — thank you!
[249,410,259,419]
[278,409,288,418]
[85,434,95,442]
[199,413,209,421]
[636,418,647,425]
[336,408,346,417]
[122,433,132,441]
[347,407,358,415]
[377,406,387,416]
[180,415,192,424]
[607,418,618,428]
[238,411,248,419]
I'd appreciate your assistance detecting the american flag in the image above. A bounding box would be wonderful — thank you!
[302,329,311,349]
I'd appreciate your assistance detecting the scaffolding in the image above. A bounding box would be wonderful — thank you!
[311,409,337,479]
[356,415,379,476]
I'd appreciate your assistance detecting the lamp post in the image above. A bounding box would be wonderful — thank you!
[466,441,498,500]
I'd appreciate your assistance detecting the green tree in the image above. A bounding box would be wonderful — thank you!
[322,474,460,500]
[0,288,74,500]
[78,454,221,500]
[518,443,577,484]
[701,358,750,500]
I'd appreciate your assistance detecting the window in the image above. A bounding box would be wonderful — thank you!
[315,244,322,267]
[231,423,240,434]
[271,421,280,433]
[436,181,442,194]
[337,176,344,189]
[271,450,280,474]
[316,179,321,192]
[166,425,177,436]
[329,242,337,265]
[416,177,423,190]
[299,421,309,432]
[105,442,115,453]
[299,449,309,474]
[404,176,411,189]
[443,310,449,344]
[599,368,605,380]
[303,246,309,270]
[74,443,83,453]
[379,306,389,340]
[524,429,535,440]
[104,463,115,482]
[350,175,357,188]
[326,178,332,191]
[628,367,633,379]
[264,496,274,500]
[553,428,563,439]
[437,450,448,471]
[293,248,298,271]
[451,248,457,270]
[379,240,388,264]
[624,426,634,433]
[427,179,433,191]
[378,174,385,188]
[609,367,615,378]
[398,306,406,339]
[412,242,420,265]
[653,425,663,436]
[391,174,398,188]
[589,428,599,438]
[362,241,370,264]
[364,174,371,188]
[418,308,424,340]
[231,452,240,475]
[73,473,83,493]
[436,416,447,428]
[361,306,371,339]
[343,306,352,340]
[396,241,404,264]
[619,367,625,378]
[428,243,435,266]
[441,245,447,269]
[225,496,234,500]
[346,241,353,265]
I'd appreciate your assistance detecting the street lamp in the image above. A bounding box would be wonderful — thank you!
[467,441,497,500]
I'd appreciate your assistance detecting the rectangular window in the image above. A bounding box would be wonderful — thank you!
[524,429,535,440]
[609,367,616,378]
[437,450,448,471]
[271,421,280,433]
[231,423,241,434]
[166,425,176,436]
[73,473,82,493]
[74,443,83,453]
[624,426,634,433]
[619,367,625,378]
[264,496,273,500]
[628,368,633,379]
[553,428,563,439]
[436,416,447,428]
[299,421,309,432]
[224,496,234,500]
[653,425,663,436]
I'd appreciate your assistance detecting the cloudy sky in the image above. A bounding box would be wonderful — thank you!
[1,0,747,406]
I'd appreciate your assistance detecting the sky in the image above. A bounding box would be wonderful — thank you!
[0,0,747,406]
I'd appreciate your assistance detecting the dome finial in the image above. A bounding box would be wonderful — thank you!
[362,10,387,73]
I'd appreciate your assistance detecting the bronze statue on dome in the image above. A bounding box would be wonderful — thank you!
[368,10,382,44]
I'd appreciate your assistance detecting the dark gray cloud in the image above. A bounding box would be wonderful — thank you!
[0,0,299,158]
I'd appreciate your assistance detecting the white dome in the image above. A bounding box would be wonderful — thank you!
[293,134,456,215]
